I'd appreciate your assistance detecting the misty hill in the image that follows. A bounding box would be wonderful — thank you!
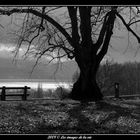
[0,57,78,81]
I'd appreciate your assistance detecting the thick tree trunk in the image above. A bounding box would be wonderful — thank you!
[70,64,103,102]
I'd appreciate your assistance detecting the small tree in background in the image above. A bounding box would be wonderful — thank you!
[53,86,71,100]
[36,83,44,98]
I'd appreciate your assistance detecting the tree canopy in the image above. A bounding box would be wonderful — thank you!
[0,6,140,101]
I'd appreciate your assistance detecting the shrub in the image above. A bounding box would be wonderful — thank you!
[28,83,44,99]
[43,89,53,98]
[53,86,71,100]
[36,83,44,98]
[27,84,71,100]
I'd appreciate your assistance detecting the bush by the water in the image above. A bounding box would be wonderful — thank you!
[52,86,71,100]
[28,83,44,99]
[29,85,71,100]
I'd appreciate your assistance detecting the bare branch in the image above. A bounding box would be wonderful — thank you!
[116,12,140,43]
[0,7,74,47]
[94,12,109,51]
[128,19,140,26]
[97,7,117,63]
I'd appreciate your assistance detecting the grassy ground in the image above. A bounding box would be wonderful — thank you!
[0,98,140,134]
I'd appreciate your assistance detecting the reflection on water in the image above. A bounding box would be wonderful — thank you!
[0,81,73,90]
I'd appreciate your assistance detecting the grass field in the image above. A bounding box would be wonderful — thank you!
[0,98,140,134]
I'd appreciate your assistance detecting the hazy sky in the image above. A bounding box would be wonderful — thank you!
[0,7,139,79]
[0,7,140,64]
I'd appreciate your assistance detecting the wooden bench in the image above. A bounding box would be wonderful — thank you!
[0,86,30,101]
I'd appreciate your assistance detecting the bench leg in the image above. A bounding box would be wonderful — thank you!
[23,86,28,101]
[22,95,26,101]
[1,86,6,101]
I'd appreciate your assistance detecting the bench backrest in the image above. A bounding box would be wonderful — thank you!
[0,87,30,89]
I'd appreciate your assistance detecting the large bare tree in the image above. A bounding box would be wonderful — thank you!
[0,6,140,101]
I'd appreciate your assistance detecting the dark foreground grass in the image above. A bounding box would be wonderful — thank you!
[0,98,140,134]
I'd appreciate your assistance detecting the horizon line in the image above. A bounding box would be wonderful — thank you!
[0,79,73,83]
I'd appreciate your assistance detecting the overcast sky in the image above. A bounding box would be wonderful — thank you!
[0,7,139,80]
[0,7,140,64]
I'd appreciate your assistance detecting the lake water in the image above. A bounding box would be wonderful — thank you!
[0,80,73,90]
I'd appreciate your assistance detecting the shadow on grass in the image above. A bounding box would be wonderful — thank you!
[31,99,140,134]
[95,101,133,116]
[66,102,99,134]
[65,100,139,134]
